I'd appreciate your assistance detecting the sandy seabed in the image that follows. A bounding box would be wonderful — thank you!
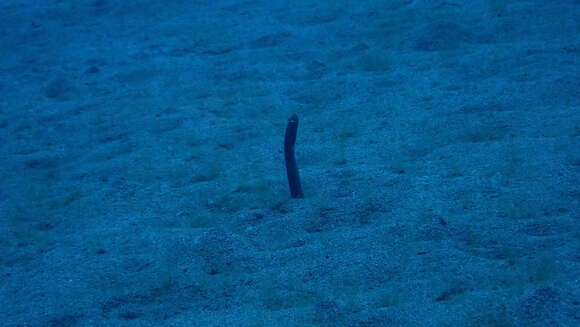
[0,1,578,326]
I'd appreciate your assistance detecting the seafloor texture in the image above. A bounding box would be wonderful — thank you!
[0,0,578,326]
